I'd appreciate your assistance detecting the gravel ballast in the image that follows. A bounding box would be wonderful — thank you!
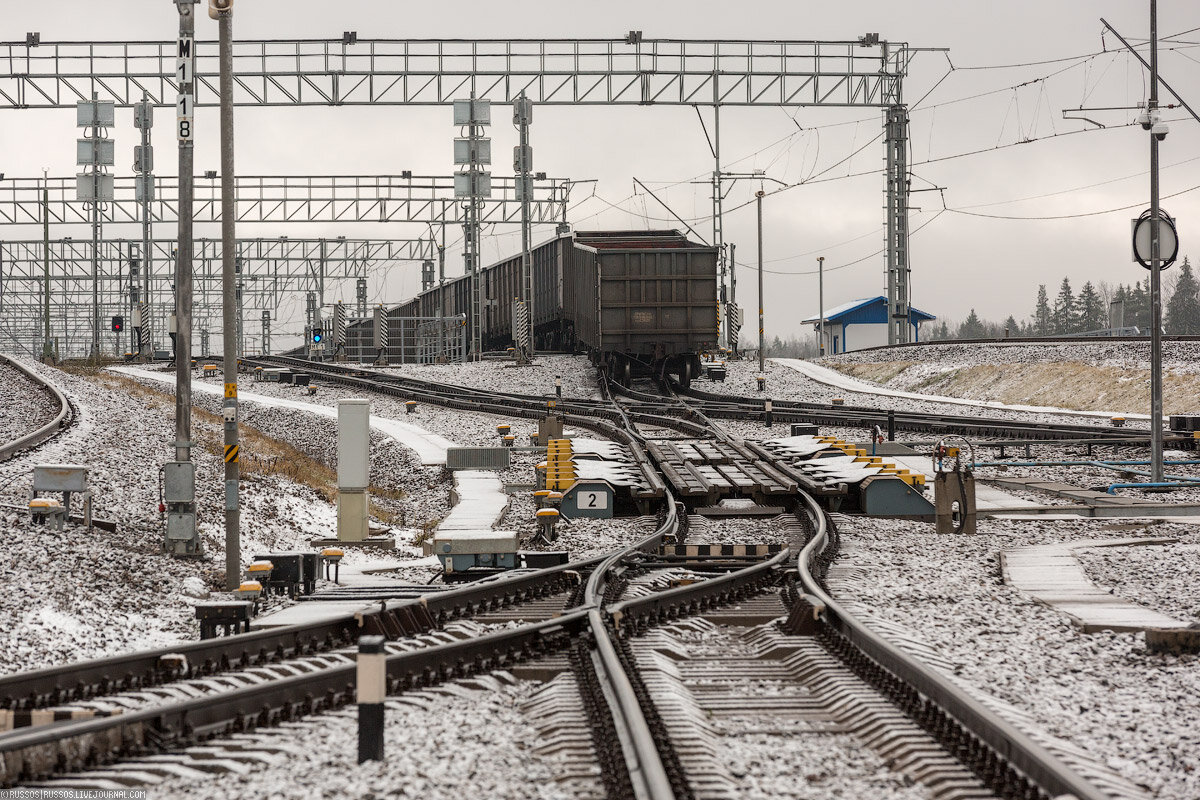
[0,359,59,444]
[829,514,1200,799]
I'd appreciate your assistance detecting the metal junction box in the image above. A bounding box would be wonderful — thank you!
[166,511,196,540]
[32,464,88,494]
[163,461,195,503]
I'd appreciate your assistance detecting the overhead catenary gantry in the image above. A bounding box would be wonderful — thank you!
[0,174,572,227]
[1,34,921,344]
[0,236,433,359]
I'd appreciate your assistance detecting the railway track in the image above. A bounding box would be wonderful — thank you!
[0,355,73,463]
[1,361,1128,799]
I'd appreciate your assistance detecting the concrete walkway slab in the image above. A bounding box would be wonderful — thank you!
[1001,537,1186,633]
[111,366,456,465]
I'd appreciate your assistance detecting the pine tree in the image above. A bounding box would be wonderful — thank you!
[1166,256,1200,334]
[1128,279,1150,330]
[958,309,985,339]
[1003,315,1020,337]
[1052,277,1075,334]
[1076,281,1105,332]
[1032,285,1051,335]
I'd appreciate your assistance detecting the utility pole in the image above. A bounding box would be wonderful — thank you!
[1148,0,1164,483]
[454,93,491,361]
[514,92,535,363]
[168,0,200,556]
[76,93,113,362]
[41,173,53,363]
[134,93,155,361]
[214,0,240,588]
[729,242,738,357]
[756,190,765,377]
[818,256,825,357]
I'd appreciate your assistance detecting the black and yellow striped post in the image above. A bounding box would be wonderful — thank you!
[357,635,387,763]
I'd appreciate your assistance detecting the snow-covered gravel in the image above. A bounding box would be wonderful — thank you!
[710,358,1119,430]
[829,514,1200,799]
[683,513,799,545]
[1078,538,1200,622]
[823,340,1200,417]
[830,340,1200,374]
[151,674,578,800]
[375,354,602,399]
[0,359,59,444]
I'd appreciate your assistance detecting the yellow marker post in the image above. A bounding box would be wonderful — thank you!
[224,382,237,399]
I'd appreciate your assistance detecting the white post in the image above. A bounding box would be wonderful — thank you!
[337,399,371,541]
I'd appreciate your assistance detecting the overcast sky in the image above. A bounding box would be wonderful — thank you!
[2,1,1198,340]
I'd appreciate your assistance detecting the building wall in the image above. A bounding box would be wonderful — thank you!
[817,320,922,353]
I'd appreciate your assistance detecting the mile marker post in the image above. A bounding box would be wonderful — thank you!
[357,635,386,763]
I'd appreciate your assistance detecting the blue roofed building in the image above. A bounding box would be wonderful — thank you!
[801,296,936,354]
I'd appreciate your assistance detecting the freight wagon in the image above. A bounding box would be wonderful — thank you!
[397,229,718,385]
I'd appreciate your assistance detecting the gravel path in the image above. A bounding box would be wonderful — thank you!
[0,358,59,445]
[829,514,1200,799]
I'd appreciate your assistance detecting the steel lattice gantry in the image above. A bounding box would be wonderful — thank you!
[0,175,572,227]
[0,236,432,359]
[0,35,918,343]
[0,37,907,108]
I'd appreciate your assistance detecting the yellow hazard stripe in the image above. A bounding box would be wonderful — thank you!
[224,444,239,463]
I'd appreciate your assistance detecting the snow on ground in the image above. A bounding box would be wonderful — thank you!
[822,340,1200,416]
[707,357,1121,430]
[374,353,601,399]
[830,514,1200,799]
[0,359,323,671]
[777,357,1150,421]
[151,676,578,800]
[0,359,59,443]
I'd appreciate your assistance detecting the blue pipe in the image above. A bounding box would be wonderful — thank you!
[1106,482,1197,494]
[973,459,1200,468]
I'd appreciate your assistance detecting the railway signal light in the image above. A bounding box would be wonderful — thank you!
[111,315,124,333]
[311,327,323,344]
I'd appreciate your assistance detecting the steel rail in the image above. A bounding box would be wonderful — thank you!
[0,559,584,710]
[793,492,1111,800]
[678,381,1149,441]
[0,356,72,462]
[0,610,592,785]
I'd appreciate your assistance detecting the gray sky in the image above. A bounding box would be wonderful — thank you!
[2,1,1198,338]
